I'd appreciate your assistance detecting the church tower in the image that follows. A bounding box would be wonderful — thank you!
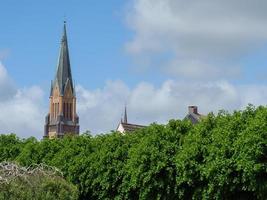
[44,22,79,139]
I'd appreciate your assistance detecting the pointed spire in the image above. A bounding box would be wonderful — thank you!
[54,21,74,95]
[62,21,67,42]
[124,105,128,123]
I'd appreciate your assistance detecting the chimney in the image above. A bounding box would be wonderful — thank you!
[188,106,198,114]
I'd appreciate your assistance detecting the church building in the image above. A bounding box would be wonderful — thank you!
[44,22,79,139]
[116,107,146,134]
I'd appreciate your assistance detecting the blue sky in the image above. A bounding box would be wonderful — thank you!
[2,0,267,91]
[1,1,130,88]
[1,0,166,91]
[2,0,267,138]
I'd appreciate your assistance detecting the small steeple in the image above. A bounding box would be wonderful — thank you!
[54,21,74,95]
[124,106,128,123]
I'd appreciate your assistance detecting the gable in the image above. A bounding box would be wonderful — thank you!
[117,123,125,133]
[64,80,73,98]
[52,82,60,100]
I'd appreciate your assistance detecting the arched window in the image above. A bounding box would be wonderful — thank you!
[57,103,59,116]
[55,103,57,118]
[52,103,54,118]
[70,103,72,119]
[53,103,56,119]
[63,102,65,118]
[67,103,69,119]
[66,102,67,118]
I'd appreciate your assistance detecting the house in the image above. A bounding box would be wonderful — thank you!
[184,106,204,124]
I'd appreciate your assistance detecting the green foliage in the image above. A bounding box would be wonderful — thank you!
[0,134,22,162]
[2,105,267,199]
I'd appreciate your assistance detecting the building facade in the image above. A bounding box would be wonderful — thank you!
[44,22,79,139]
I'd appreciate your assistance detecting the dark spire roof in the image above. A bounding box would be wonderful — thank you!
[124,106,128,123]
[50,80,53,96]
[53,22,74,95]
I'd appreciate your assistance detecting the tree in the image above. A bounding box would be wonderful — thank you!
[2,105,267,199]
[0,162,78,200]
[0,134,22,162]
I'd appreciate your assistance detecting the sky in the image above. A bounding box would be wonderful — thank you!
[2,0,267,138]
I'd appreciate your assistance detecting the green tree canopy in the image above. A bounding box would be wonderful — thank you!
[1,105,267,199]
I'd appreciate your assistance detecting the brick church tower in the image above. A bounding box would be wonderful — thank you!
[44,22,79,139]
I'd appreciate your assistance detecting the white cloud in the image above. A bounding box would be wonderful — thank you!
[125,0,267,79]
[0,62,45,139]
[76,79,267,135]
[165,59,241,80]
[76,80,130,134]
[0,62,16,101]
[1,63,267,138]
[0,61,267,137]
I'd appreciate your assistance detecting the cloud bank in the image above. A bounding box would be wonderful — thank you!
[77,80,267,135]
[125,0,267,79]
[0,62,45,138]
[1,61,267,138]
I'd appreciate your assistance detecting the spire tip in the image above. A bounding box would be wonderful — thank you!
[124,105,128,123]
